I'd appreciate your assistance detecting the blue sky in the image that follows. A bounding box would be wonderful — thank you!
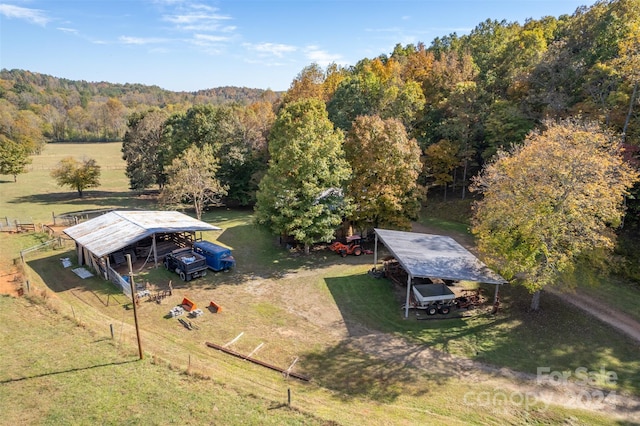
[0,0,590,92]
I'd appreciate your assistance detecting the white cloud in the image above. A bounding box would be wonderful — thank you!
[57,27,78,35]
[162,4,232,32]
[245,42,297,58]
[0,4,50,26]
[304,46,343,66]
[189,33,229,53]
[193,34,229,43]
[119,36,168,45]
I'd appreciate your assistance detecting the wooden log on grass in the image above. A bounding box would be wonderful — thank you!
[205,341,310,382]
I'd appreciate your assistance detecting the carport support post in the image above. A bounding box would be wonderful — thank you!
[373,233,378,267]
[126,254,144,360]
[152,234,158,268]
[405,274,412,318]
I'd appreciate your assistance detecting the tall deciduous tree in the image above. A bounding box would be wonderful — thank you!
[0,100,46,155]
[327,57,425,132]
[164,104,227,159]
[164,104,267,206]
[423,139,459,200]
[255,98,351,254]
[159,144,227,220]
[283,63,349,105]
[12,110,46,154]
[612,3,640,142]
[282,63,326,104]
[482,100,534,160]
[122,109,169,191]
[50,157,101,198]
[470,119,639,311]
[345,115,422,230]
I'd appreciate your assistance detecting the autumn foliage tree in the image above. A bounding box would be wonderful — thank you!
[470,119,639,310]
[423,139,459,200]
[345,115,422,230]
[159,144,227,220]
[0,138,31,182]
[50,157,101,198]
[0,100,43,182]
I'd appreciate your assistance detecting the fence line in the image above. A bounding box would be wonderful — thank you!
[107,265,132,297]
[1,209,115,231]
[27,165,125,171]
[0,217,37,233]
[52,208,114,226]
[19,237,74,260]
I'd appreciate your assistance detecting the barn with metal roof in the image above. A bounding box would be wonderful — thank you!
[373,228,507,317]
[64,210,220,284]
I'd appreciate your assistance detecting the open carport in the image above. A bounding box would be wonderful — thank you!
[63,210,220,292]
[373,228,508,317]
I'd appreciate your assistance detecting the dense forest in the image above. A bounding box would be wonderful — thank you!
[0,68,276,143]
[1,0,639,223]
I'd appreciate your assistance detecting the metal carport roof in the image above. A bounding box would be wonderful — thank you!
[373,228,507,317]
[64,210,220,258]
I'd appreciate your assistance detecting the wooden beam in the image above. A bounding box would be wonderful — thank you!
[206,341,310,382]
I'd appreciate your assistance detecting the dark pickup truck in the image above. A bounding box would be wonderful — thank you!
[163,247,208,281]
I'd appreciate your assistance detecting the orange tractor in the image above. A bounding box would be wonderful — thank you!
[329,235,363,257]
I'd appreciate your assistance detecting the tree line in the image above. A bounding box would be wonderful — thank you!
[2,0,640,309]
[2,0,639,203]
[0,68,274,143]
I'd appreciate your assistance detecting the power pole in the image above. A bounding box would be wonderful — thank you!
[126,254,144,360]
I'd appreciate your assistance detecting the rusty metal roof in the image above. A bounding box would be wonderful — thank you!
[63,211,220,257]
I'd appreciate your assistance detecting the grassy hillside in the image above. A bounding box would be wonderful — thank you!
[0,295,321,425]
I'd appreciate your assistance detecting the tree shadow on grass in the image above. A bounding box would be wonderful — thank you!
[0,359,138,384]
[301,340,445,403]
[320,271,640,411]
[8,190,155,210]
[26,253,128,306]
[178,223,365,290]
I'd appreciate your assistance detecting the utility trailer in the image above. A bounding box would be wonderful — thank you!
[409,283,456,315]
[193,241,236,272]
[164,247,208,281]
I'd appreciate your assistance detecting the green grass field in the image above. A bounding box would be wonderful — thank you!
[0,142,148,224]
[1,142,639,425]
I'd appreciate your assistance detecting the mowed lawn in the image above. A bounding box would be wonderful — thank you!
[1,142,639,424]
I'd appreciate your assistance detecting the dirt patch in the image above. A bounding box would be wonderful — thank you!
[0,270,22,297]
